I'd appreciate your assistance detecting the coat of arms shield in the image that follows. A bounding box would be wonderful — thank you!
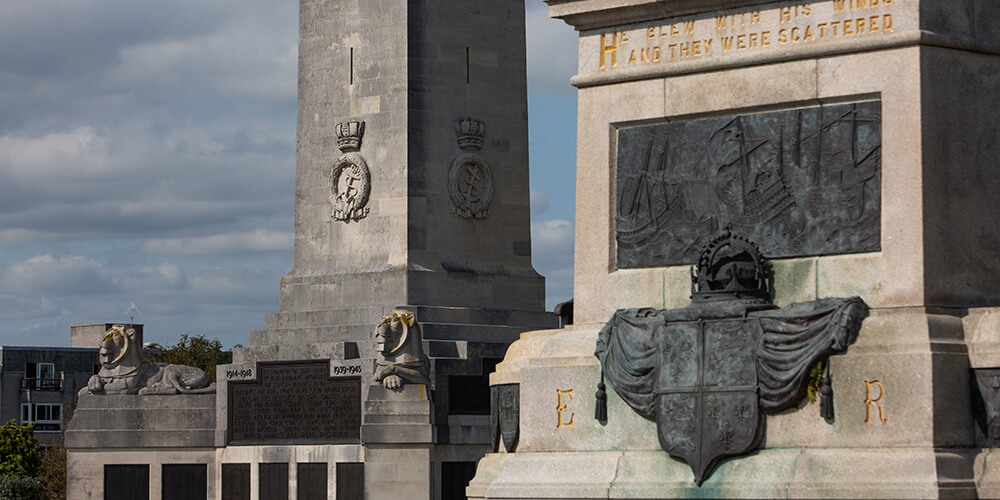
[596,230,868,484]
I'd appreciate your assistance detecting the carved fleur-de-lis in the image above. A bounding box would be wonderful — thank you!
[719,427,735,451]
[734,404,750,423]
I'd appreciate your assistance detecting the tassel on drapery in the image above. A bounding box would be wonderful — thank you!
[819,361,834,420]
[595,369,607,421]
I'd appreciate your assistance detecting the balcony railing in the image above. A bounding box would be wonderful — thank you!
[21,378,62,391]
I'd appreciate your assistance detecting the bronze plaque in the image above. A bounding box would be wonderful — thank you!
[228,361,361,444]
[616,100,881,268]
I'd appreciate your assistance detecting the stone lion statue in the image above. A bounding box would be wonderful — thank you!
[374,310,429,390]
[80,324,216,396]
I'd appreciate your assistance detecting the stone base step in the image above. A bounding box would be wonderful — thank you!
[248,321,534,347]
[264,305,557,331]
[233,339,510,365]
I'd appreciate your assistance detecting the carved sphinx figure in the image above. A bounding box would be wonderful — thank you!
[374,309,430,390]
[80,324,216,396]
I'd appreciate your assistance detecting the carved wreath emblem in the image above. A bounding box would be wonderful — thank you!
[330,153,371,221]
[449,153,493,219]
[449,118,493,219]
[331,120,371,221]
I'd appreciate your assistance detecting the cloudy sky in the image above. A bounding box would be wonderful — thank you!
[0,1,578,348]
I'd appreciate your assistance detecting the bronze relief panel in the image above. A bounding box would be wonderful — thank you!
[615,100,881,268]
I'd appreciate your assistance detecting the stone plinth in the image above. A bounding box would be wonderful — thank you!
[469,0,1000,497]
[67,394,215,449]
[363,384,435,445]
[363,385,435,499]
[66,394,217,500]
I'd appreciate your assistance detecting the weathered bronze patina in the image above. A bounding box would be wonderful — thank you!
[616,101,881,268]
[596,230,868,484]
[228,361,361,444]
[490,384,520,452]
[973,368,1000,445]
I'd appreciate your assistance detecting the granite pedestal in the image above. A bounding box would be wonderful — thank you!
[469,0,1000,497]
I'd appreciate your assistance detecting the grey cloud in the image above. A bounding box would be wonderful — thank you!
[116,263,188,292]
[525,1,578,97]
[0,260,285,348]
[531,218,575,309]
[0,254,113,295]
[0,295,59,322]
[141,230,293,256]
[530,189,550,217]
[0,121,293,240]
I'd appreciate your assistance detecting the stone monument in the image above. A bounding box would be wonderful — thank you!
[470,0,1000,498]
[66,0,555,499]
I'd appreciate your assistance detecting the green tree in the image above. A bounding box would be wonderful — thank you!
[36,435,67,500]
[152,334,232,382]
[0,421,39,478]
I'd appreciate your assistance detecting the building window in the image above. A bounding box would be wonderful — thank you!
[22,362,61,391]
[21,403,61,431]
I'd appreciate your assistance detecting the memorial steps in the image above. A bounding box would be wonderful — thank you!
[238,304,552,363]
[261,305,555,332]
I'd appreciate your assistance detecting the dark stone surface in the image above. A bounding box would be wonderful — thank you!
[336,463,364,500]
[449,358,501,415]
[615,101,881,268]
[104,464,149,500]
[297,463,327,500]
[259,463,288,500]
[441,461,477,500]
[221,463,250,500]
[228,362,361,444]
[973,368,1000,445]
[162,464,207,500]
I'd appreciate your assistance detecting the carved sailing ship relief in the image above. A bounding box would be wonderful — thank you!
[616,101,881,267]
[596,230,869,484]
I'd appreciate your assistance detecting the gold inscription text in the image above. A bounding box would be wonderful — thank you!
[596,0,896,71]
[556,389,575,428]
[864,380,887,424]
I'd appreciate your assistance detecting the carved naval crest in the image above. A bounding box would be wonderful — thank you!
[449,118,493,219]
[596,229,868,484]
[331,120,371,221]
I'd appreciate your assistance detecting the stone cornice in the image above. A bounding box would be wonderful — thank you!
[542,0,779,30]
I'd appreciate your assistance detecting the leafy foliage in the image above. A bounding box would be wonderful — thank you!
[0,476,43,500]
[36,438,67,500]
[0,421,39,478]
[806,360,825,404]
[151,334,232,382]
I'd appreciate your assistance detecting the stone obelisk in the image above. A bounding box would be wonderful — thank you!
[223,0,555,498]
[237,0,551,355]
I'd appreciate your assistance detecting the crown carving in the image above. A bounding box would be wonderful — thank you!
[690,227,771,304]
[336,120,365,153]
[454,118,485,151]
